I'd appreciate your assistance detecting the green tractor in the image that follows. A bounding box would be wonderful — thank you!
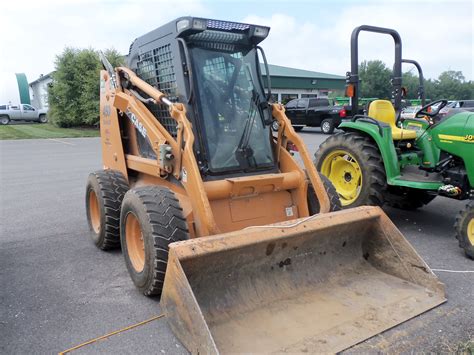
[314,25,474,259]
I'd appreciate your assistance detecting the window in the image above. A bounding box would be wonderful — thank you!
[281,94,298,105]
[0,105,6,110]
[311,98,329,107]
[23,104,34,111]
[460,100,474,108]
[191,46,274,173]
[301,94,317,98]
[297,99,307,108]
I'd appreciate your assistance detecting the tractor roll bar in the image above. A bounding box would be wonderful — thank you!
[401,59,425,106]
[348,25,403,116]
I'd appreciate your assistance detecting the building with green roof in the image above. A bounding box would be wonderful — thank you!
[260,64,345,103]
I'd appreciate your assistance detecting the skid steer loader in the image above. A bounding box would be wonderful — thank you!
[86,17,445,353]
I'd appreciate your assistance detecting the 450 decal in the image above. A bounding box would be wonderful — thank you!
[126,109,147,138]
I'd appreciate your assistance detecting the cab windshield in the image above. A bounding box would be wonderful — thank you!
[191,46,274,174]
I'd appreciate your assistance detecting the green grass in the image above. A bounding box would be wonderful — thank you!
[0,123,100,140]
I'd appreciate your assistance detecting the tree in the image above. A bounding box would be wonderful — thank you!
[358,60,392,99]
[48,48,124,127]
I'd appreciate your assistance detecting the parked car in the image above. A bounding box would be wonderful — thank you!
[0,104,48,125]
[284,98,346,134]
[439,100,474,118]
[400,105,422,120]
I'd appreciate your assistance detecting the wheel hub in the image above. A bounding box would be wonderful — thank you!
[320,150,362,206]
[125,212,145,272]
[88,190,101,233]
[468,218,474,245]
[344,172,352,182]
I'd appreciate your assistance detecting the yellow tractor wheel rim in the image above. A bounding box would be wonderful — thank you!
[320,150,362,206]
[468,218,474,245]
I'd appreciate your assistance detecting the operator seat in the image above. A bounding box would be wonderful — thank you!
[368,100,417,140]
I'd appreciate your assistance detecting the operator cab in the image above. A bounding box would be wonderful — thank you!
[128,17,275,178]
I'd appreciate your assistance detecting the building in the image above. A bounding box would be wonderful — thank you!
[29,73,53,109]
[261,64,345,103]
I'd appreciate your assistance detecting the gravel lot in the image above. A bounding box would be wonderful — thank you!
[1,130,472,354]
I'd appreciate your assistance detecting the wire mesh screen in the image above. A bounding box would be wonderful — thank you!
[136,44,178,136]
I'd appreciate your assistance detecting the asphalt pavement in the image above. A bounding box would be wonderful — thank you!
[0,130,472,354]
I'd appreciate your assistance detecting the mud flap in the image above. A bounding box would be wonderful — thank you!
[161,206,446,354]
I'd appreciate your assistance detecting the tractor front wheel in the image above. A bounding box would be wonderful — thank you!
[314,132,386,208]
[454,200,474,259]
[120,186,189,296]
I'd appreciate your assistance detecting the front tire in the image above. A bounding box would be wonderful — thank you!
[120,186,189,296]
[321,119,335,134]
[85,170,129,250]
[314,132,386,208]
[454,200,474,259]
[39,114,48,123]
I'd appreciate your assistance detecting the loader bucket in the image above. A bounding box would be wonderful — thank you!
[161,206,446,354]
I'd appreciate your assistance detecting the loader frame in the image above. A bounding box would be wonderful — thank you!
[99,65,330,238]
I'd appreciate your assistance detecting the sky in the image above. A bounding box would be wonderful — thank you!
[0,0,472,84]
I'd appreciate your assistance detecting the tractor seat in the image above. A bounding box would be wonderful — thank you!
[368,100,417,140]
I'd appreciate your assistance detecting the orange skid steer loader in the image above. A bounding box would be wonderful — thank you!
[86,17,445,353]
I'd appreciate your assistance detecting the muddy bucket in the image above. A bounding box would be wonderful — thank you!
[161,206,445,354]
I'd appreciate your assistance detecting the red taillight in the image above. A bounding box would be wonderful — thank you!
[339,109,347,118]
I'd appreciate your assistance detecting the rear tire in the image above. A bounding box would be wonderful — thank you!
[120,186,189,296]
[314,132,386,208]
[0,116,10,125]
[454,200,474,259]
[384,187,436,210]
[308,174,342,214]
[85,170,129,250]
[321,119,335,134]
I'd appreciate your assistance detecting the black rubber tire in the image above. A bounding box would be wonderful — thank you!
[454,200,474,259]
[321,119,335,134]
[120,186,189,297]
[85,170,129,250]
[308,174,342,214]
[314,132,386,208]
[271,120,279,132]
[293,125,304,132]
[384,186,436,210]
[0,116,10,125]
[39,114,48,123]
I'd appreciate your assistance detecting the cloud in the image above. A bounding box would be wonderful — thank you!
[0,0,210,81]
[242,1,473,80]
[0,0,471,84]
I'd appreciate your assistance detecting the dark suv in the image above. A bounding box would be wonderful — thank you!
[284,98,346,134]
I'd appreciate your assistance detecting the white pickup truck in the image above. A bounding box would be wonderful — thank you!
[0,104,48,125]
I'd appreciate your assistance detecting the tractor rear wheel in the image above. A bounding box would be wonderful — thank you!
[308,175,341,214]
[120,186,189,296]
[85,170,129,250]
[384,186,436,210]
[454,200,474,259]
[314,132,386,208]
